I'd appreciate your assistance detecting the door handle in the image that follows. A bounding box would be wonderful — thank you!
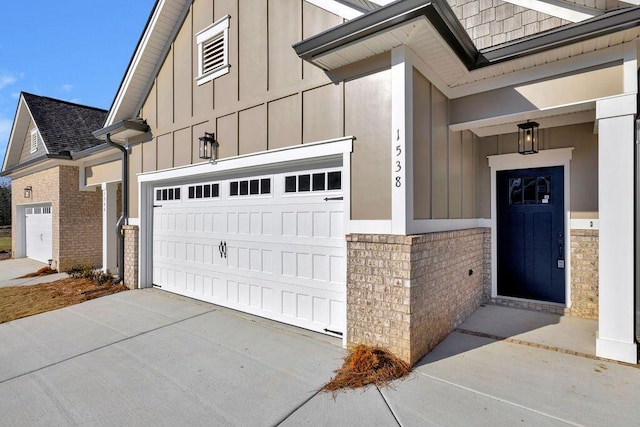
[218,241,228,259]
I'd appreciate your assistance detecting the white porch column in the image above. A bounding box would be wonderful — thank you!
[102,182,118,274]
[595,94,637,363]
[390,46,413,235]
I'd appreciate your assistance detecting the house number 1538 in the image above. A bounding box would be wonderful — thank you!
[395,140,402,187]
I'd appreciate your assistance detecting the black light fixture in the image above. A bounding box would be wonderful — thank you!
[23,186,32,198]
[517,120,540,155]
[199,132,219,161]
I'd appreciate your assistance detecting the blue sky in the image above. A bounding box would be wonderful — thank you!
[0,0,156,166]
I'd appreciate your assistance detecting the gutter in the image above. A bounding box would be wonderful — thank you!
[0,153,72,177]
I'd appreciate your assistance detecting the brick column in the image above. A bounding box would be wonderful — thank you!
[346,228,486,365]
[123,225,139,290]
[569,229,599,320]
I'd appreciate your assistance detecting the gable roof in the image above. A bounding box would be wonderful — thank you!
[1,93,107,175]
[21,93,107,154]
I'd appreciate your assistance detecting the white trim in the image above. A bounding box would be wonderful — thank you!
[305,0,364,20]
[348,220,393,234]
[472,110,595,138]
[503,0,602,23]
[195,15,230,86]
[137,137,355,290]
[489,148,573,306]
[138,136,354,183]
[391,46,412,235]
[570,218,598,230]
[596,93,636,120]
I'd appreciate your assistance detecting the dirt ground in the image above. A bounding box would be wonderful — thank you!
[0,278,128,324]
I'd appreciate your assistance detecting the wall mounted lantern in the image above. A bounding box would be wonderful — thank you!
[199,132,219,162]
[23,186,32,199]
[517,120,540,155]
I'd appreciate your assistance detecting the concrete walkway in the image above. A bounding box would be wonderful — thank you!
[0,258,68,287]
[1,289,639,426]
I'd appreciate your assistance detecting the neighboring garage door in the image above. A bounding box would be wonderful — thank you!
[25,204,53,263]
[153,166,345,335]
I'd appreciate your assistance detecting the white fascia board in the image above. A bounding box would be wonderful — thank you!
[1,95,25,172]
[503,0,603,23]
[305,0,363,20]
[106,0,191,126]
[138,136,354,184]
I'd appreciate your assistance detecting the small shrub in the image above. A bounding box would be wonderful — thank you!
[93,271,113,286]
[66,265,84,279]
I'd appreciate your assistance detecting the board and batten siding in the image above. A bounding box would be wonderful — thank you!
[133,0,392,221]
[412,68,476,220]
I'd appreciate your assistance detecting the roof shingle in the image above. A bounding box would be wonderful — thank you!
[22,92,108,155]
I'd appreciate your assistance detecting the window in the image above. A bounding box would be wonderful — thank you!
[30,129,39,153]
[196,15,230,86]
[155,186,181,202]
[284,171,341,193]
[229,177,271,197]
[188,183,219,200]
[509,175,551,205]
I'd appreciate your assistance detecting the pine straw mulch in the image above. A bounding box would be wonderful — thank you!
[18,266,59,278]
[0,277,128,324]
[321,344,412,393]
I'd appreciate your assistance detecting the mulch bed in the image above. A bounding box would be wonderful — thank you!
[0,278,128,324]
[321,344,411,393]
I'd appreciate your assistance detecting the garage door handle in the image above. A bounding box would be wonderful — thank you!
[218,242,224,258]
[218,241,227,259]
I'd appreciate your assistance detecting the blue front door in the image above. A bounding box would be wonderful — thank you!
[497,166,565,303]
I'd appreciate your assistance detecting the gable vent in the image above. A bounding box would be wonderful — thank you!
[195,15,230,86]
[202,34,225,75]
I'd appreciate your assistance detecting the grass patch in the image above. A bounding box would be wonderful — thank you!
[0,236,10,252]
[321,344,411,393]
[0,278,128,324]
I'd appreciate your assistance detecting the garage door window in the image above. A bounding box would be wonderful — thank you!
[285,171,341,193]
[229,177,271,197]
[155,187,181,202]
[188,183,219,199]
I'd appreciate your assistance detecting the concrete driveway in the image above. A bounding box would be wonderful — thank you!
[0,258,68,287]
[2,289,640,426]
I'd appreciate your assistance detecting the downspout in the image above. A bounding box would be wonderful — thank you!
[106,134,128,283]
[634,70,640,341]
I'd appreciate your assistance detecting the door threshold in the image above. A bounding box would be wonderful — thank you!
[491,296,567,315]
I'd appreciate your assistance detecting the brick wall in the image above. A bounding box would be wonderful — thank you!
[346,228,487,365]
[123,224,139,290]
[11,166,102,271]
[569,229,598,319]
[57,166,102,271]
[446,0,570,49]
[12,167,60,265]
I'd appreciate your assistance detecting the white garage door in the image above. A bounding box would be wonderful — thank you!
[25,205,53,263]
[152,166,345,335]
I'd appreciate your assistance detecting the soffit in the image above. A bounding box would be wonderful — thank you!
[105,0,191,126]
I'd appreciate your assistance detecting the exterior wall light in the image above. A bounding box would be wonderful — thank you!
[23,186,32,199]
[517,120,540,155]
[199,132,219,162]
